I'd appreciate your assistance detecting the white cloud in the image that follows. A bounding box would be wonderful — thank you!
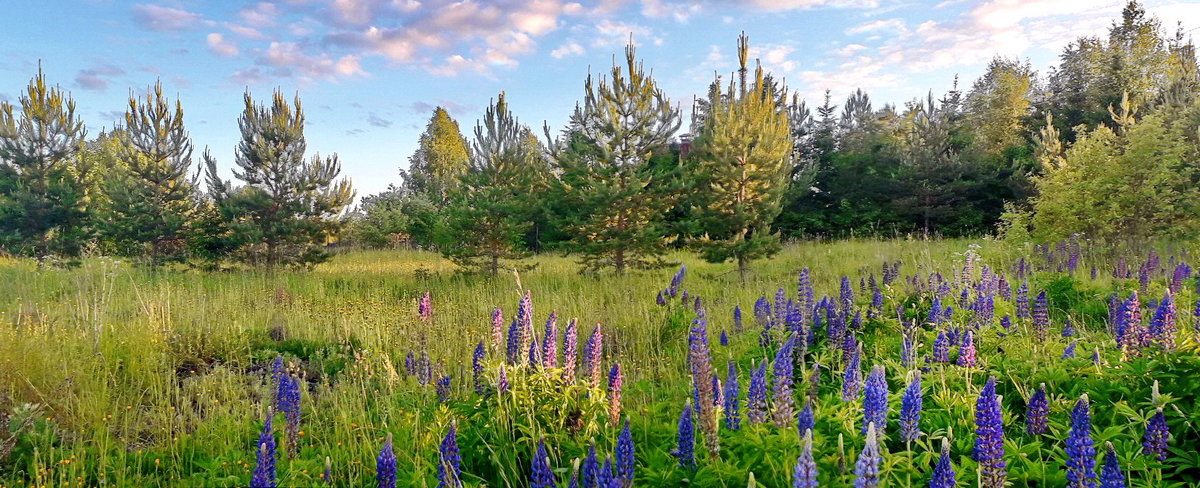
[551,41,585,58]
[131,4,206,32]
[207,33,239,57]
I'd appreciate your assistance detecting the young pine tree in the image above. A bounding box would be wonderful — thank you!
[0,66,92,265]
[402,107,471,206]
[550,41,681,274]
[204,90,354,269]
[101,81,196,265]
[441,92,544,275]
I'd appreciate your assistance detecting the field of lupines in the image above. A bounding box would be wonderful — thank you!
[1,239,1199,487]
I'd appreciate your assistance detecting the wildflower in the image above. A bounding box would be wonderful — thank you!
[933,331,950,363]
[901,333,915,369]
[418,291,432,321]
[673,403,695,470]
[733,305,743,332]
[616,420,635,487]
[323,456,332,485]
[974,376,1007,488]
[862,365,888,435]
[928,438,955,488]
[754,296,771,330]
[1149,293,1177,350]
[1066,394,1097,488]
[1143,407,1169,461]
[1099,442,1125,488]
[1016,281,1030,320]
[773,336,797,428]
[436,376,452,402]
[1062,341,1077,359]
[869,288,883,320]
[608,363,623,423]
[900,371,923,443]
[840,276,855,313]
[251,414,276,488]
[506,317,521,364]
[797,398,814,438]
[668,264,686,297]
[1062,317,1076,337]
[688,316,719,456]
[794,429,818,488]
[747,361,768,424]
[472,342,487,395]
[543,312,559,368]
[279,375,302,458]
[563,318,578,385]
[437,424,461,488]
[719,330,728,346]
[530,439,556,488]
[854,423,883,488]
[842,344,863,402]
[1000,315,1012,333]
[798,268,814,321]
[956,331,976,368]
[1026,383,1048,436]
[656,291,666,306]
[404,352,417,376]
[377,433,397,488]
[581,442,598,488]
[597,457,616,488]
[1033,291,1050,341]
[491,308,504,353]
[586,324,604,387]
[723,360,740,430]
[497,365,509,395]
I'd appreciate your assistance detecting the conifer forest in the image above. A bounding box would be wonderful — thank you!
[2,1,1200,486]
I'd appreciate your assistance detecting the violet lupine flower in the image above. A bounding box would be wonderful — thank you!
[1033,291,1050,341]
[377,433,397,488]
[473,342,487,395]
[772,336,798,427]
[438,424,462,488]
[1123,292,1146,353]
[1194,298,1200,332]
[794,429,818,488]
[516,292,534,363]
[586,324,604,387]
[563,318,578,385]
[854,423,883,488]
[1066,394,1097,488]
[608,363,623,423]
[323,456,332,485]
[506,317,522,364]
[868,288,884,320]
[688,316,719,456]
[788,301,805,337]
[797,399,814,438]
[404,352,417,376]
[933,331,950,363]
[528,333,542,367]
[754,296,771,328]
[1063,317,1076,337]
[1170,263,1191,294]
[723,360,740,430]
[581,443,598,488]
[668,264,686,297]
[1016,281,1030,320]
[862,365,888,435]
[1063,341,1077,359]
[929,438,955,488]
[900,372,923,443]
[251,414,276,488]
[733,306,743,332]
[491,308,504,353]
[1000,315,1012,335]
[1027,383,1049,436]
[974,377,1007,488]
[774,288,788,329]
[436,376,451,402]
[798,268,815,320]
[271,356,286,404]
[841,330,858,364]
[1143,407,1169,461]
[719,330,729,346]
[956,331,976,368]
[279,375,301,458]
[842,345,863,402]
[418,291,432,322]
[616,420,635,487]
[1149,293,1176,350]
[597,458,616,488]
[1100,441,1125,488]
[840,276,855,313]
[543,312,559,368]
[747,361,768,424]
[417,349,433,386]
[497,365,509,395]
[656,291,666,306]
[673,403,695,470]
[901,333,915,369]
[530,439,556,488]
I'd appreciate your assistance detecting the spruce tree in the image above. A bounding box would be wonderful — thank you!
[441,92,544,275]
[204,90,354,269]
[402,107,470,205]
[0,66,91,265]
[101,81,195,265]
[549,41,681,274]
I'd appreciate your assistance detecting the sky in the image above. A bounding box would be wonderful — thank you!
[2,0,1199,201]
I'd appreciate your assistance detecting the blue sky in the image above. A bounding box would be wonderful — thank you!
[2,0,1198,200]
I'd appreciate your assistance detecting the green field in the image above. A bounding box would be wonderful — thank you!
[1,239,1197,487]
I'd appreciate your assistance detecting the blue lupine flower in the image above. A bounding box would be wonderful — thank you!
[733,305,743,332]
[597,457,616,488]
[1026,383,1049,436]
[543,312,559,368]
[581,442,598,488]
[377,433,397,488]
[472,342,487,395]
[842,345,863,402]
[531,439,556,488]
[1143,407,1169,461]
[1062,317,1076,337]
[719,330,728,346]
[497,365,509,395]
[1016,281,1030,319]
[862,365,888,435]
[436,375,452,402]
[748,361,768,424]
[974,377,1007,488]
[901,333,915,368]
[928,438,956,488]
[616,420,635,487]
[1032,291,1050,341]
[900,372,923,443]
[854,423,883,488]
[797,399,815,438]
[674,403,695,470]
[956,331,976,368]
[1066,395,1097,488]
[773,336,797,427]
[1062,341,1077,359]
[933,331,950,363]
[794,429,818,488]
[724,360,740,430]
[251,414,276,488]
[437,424,461,488]
[1099,441,1125,488]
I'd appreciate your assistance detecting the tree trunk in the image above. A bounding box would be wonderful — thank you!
[615,248,626,274]
[737,254,748,284]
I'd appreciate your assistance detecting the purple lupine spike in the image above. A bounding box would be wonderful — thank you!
[530,439,556,488]
[418,291,432,322]
[581,442,598,488]
[900,372,923,443]
[681,290,689,304]
[794,429,818,488]
[854,423,883,488]
[497,365,509,395]
[1016,281,1030,320]
[723,360,740,430]
[1143,407,1169,461]
[597,457,616,488]
[712,375,722,409]
[862,365,888,435]
[472,342,487,395]
[797,399,814,437]
[900,332,915,368]
[563,318,578,385]
[841,330,857,363]
[1062,317,1076,337]
[608,363,623,423]
[506,317,521,364]
[1100,441,1125,488]
[517,292,534,364]
[869,288,883,320]
[841,344,863,402]
[1033,290,1050,341]
[437,424,462,488]
[656,290,666,306]
[587,324,604,387]
[417,348,433,386]
[251,414,277,488]
[687,316,719,456]
[1027,383,1049,435]
[775,287,789,330]
[271,356,286,406]
[719,330,728,346]
[1066,394,1097,488]
[673,403,695,470]
[279,375,301,458]
[1062,341,1077,359]
[404,352,416,376]
[798,268,814,322]
[839,276,855,313]
[747,361,768,424]
[733,305,743,332]
[436,376,451,402]
[543,312,559,369]
[1123,292,1146,353]
[933,331,950,363]
[772,336,798,427]
[1194,298,1200,332]
[929,438,956,488]
[956,331,976,368]
[527,336,541,367]
[668,264,686,297]
[1170,263,1191,294]
[788,300,805,336]
[1149,293,1177,350]
[377,433,397,488]
[616,420,635,488]
[974,377,1007,488]
[754,296,770,328]
[999,315,1012,335]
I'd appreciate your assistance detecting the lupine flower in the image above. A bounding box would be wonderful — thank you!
[723,360,740,430]
[491,308,504,353]
[418,291,432,322]
[754,296,771,329]
[673,403,695,470]
[840,276,855,312]
[473,342,487,395]
[929,438,955,488]
[1194,298,1200,332]
[586,324,604,387]
[797,399,814,438]
[1063,317,1076,337]
[900,372,923,443]
[251,414,276,488]
[1027,383,1048,435]
[543,312,559,368]
[775,287,789,329]
[668,264,686,297]
[528,335,542,367]
[279,375,301,458]
[956,331,976,368]
[497,365,509,395]
[437,424,462,488]
[581,443,598,488]
[563,318,578,385]
[323,456,332,485]
[1099,441,1125,488]
[854,423,883,488]
[772,336,797,427]
[656,291,666,306]
[688,316,719,456]
[1033,291,1050,341]
[901,333,915,369]
[841,331,858,366]
[417,348,433,386]
[733,305,743,332]
[506,317,521,365]
[608,363,623,423]
[531,439,556,488]
[974,377,1007,488]
[869,288,883,320]
[616,420,635,488]
[271,356,286,406]
[1123,292,1145,353]
[1000,315,1012,333]
[1149,293,1177,350]
[862,365,888,435]
[1016,281,1030,319]
[842,345,863,402]
[933,331,950,363]
[597,457,616,488]
[377,433,397,488]
[1066,394,1097,488]
[1062,341,1077,359]
[1143,407,1169,461]
[719,330,728,346]
[794,429,818,488]
[798,268,815,321]
[748,361,768,424]
[436,376,451,402]
[404,352,417,376]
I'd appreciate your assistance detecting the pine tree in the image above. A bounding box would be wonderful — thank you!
[204,90,354,269]
[402,107,470,205]
[690,53,793,281]
[441,92,544,275]
[549,41,681,274]
[0,66,91,265]
[101,81,195,265]
[965,57,1036,155]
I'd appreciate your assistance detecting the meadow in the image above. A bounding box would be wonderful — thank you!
[0,238,1198,487]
